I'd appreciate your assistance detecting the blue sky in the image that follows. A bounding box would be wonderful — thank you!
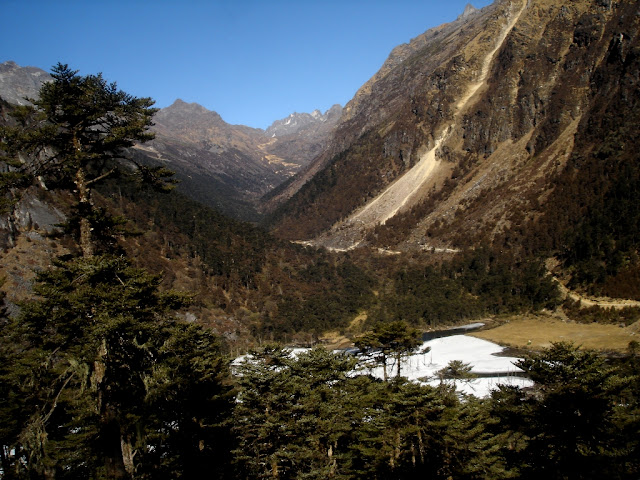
[2,0,493,129]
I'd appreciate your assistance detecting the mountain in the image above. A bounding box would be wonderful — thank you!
[265,106,342,137]
[262,106,343,168]
[0,61,50,105]
[138,100,341,220]
[134,99,284,220]
[0,63,341,221]
[267,0,640,267]
[259,3,493,218]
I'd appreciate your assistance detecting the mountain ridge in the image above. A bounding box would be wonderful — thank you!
[259,1,499,216]
[267,0,639,258]
[0,60,341,221]
[144,97,341,219]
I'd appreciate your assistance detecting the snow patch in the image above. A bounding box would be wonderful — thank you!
[233,335,533,398]
[360,335,532,397]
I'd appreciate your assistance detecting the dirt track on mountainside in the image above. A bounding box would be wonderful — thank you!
[553,278,640,310]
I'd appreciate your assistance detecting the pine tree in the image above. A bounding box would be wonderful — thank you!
[442,397,510,480]
[436,360,477,390]
[232,346,361,480]
[138,323,235,479]
[0,63,174,257]
[4,255,233,479]
[0,64,234,479]
[0,285,28,478]
[354,321,422,380]
[490,342,638,479]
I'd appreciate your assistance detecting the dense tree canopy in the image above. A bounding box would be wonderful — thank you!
[0,255,234,479]
[491,342,639,480]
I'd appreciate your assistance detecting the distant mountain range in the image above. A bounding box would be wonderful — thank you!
[0,60,341,221]
[3,0,640,303]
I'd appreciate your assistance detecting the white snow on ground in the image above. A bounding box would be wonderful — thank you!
[233,335,533,398]
[359,335,533,398]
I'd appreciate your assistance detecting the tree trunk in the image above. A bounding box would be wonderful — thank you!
[411,443,416,467]
[417,428,425,464]
[93,339,107,411]
[93,340,129,479]
[74,167,94,257]
[328,442,337,477]
[382,354,388,381]
[120,436,136,477]
[102,407,128,479]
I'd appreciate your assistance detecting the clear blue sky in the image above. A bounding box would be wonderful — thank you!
[2,0,493,129]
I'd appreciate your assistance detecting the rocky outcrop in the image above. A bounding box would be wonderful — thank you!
[0,61,50,105]
[0,190,65,251]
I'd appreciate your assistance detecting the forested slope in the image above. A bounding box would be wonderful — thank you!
[266,0,640,304]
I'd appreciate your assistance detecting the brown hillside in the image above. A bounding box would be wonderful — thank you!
[269,0,639,262]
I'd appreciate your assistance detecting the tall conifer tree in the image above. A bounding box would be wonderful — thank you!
[0,63,174,257]
[0,65,233,479]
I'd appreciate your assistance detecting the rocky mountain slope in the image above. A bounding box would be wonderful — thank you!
[268,0,640,260]
[0,61,50,104]
[137,100,341,219]
[260,105,342,180]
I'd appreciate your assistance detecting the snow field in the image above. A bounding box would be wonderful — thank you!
[360,335,534,397]
[233,335,534,398]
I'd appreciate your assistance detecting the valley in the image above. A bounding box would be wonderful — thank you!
[3,0,640,353]
[1,0,640,476]
[3,0,640,352]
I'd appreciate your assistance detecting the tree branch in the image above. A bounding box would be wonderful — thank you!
[86,167,117,187]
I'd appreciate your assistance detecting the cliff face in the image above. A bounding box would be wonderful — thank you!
[268,0,640,256]
[0,61,50,105]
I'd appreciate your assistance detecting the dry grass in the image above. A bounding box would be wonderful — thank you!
[0,233,69,305]
[318,312,369,350]
[471,314,639,352]
[320,311,640,353]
